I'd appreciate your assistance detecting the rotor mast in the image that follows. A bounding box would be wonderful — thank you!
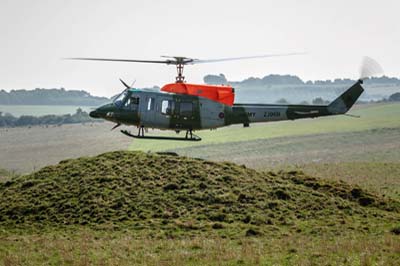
[166,56,192,83]
[176,63,185,83]
[163,56,195,83]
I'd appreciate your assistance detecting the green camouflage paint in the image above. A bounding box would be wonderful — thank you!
[90,80,364,133]
[167,94,202,130]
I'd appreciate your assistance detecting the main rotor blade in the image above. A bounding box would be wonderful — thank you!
[119,78,130,89]
[66,52,305,66]
[66,57,172,64]
[191,52,306,64]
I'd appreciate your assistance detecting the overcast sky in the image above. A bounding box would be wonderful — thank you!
[0,0,398,97]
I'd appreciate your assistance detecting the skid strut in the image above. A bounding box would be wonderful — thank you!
[120,128,201,141]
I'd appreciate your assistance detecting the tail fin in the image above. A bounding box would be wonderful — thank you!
[328,80,364,114]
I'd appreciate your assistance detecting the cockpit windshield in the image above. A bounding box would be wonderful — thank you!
[113,90,130,108]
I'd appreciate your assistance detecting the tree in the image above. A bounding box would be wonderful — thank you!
[389,92,400,102]
[276,98,289,104]
[262,74,304,85]
[312,97,329,105]
[0,108,97,128]
[203,74,228,85]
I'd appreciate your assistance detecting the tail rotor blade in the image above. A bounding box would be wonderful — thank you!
[359,56,384,80]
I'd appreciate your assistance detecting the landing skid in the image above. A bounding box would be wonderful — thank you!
[120,129,202,141]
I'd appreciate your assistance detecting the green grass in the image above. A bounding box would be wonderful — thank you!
[1,151,399,265]
[1,231,399,265]
[0,168,18,182]
[171,127,400,166]
[295,162,400,200]
[126,103,400,206]
[1,151,398,234]
[129,103,400,152]
[1,103,400,265]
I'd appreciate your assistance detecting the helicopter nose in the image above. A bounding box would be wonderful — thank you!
[89,110,100,118]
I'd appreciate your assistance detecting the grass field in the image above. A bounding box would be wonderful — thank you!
[171,127,400,166]
[0,151,399,265]
[0,122,131,173]
[127,103,400,202]
[1,231,399,266]
[0,103,399,265]
[298,162,400,200]
[129,103,400,151]
[1,103,398,174]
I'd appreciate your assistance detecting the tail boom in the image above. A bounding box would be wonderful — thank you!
[225,80,364,126]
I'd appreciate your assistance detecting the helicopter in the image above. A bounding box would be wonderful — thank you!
[69,55,382,141]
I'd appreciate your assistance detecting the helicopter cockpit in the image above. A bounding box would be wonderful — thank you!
[113,90,140,111]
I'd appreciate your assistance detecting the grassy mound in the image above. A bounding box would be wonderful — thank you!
[0,151,398,237]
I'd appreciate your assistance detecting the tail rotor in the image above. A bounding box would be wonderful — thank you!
[359,56,384,80]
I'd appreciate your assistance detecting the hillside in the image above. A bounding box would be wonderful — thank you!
[1,151,398,238]
[204,74,400,103]
[204,74,400,86]
[0,88,108,106]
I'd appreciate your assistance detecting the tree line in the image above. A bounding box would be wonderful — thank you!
[275,92,400,105]
[204,73,400,87]
[0,108,99,128]
[0,88,108,105]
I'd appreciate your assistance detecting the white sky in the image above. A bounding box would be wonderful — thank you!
[0,0,398,97]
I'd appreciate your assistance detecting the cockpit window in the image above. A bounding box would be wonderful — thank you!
[113,90,129,107]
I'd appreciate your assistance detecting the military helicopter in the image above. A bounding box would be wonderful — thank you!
[69,55,382,141]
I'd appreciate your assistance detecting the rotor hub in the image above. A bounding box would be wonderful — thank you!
[176,63,185,83]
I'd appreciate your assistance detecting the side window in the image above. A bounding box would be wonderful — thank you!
[180,102,193,117]
[131,97,139,105]
[125,96,139,109]
[147,97,155,111]
[161,100,175,115]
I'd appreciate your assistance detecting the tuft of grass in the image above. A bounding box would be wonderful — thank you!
[0,168,18,182]
[391,225,400,235]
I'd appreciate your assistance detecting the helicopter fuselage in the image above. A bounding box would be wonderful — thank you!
[90,80,364,133]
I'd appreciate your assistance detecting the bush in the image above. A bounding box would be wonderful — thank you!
[312,97,329,105]
[388,92,400,102]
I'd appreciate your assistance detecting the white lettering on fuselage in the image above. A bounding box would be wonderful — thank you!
[264,111,281,117]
